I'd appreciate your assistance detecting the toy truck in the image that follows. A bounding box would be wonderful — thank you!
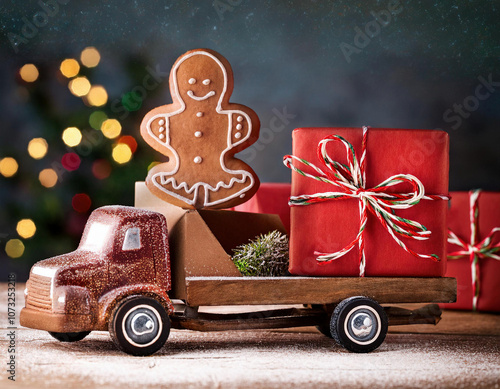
[20,199,457,356]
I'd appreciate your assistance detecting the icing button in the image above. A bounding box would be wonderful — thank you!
[194,156,202,164]
[236,124,242,130]
[159,134,165,140]
[237,116,243,122]
[158,119,165,126]
[196,112,203,117]
[234,132,242,139]
[159,126,165,132]
[195,131,203,138]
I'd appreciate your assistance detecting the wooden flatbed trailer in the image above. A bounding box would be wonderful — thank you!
[169,276,456,353]
[20,205,457,356]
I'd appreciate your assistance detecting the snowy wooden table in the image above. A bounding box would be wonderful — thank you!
[1,283,499,388]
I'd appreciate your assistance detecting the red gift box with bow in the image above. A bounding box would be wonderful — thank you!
[284,127,449,277]
[441,190,500,312]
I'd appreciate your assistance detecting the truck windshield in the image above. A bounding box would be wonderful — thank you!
[80,222,112,252]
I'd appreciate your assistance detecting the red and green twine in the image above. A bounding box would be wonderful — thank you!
[283,126,448,277]
[447,189,500,310]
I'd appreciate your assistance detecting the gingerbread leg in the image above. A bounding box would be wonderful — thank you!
[204,173,256,208]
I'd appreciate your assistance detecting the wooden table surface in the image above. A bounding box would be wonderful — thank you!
[1,283,499,388]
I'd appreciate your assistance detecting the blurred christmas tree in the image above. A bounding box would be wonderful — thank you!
[0,47,166,280]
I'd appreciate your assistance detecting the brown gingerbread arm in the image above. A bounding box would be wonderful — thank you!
[229,111,251,148]
[140,107,177,162]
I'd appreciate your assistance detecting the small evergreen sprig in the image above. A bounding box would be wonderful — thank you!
[232,230,289,276]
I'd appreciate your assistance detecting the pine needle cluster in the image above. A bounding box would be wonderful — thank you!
[232,230,289,276]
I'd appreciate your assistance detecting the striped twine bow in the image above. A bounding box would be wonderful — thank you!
[447,189,500,310]
[283,126,448,277]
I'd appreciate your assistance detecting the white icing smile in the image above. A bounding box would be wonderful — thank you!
[187,90,216,101]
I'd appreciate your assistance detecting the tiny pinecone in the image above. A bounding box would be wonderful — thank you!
[232,230,289,276]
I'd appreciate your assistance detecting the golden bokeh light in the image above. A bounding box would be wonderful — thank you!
[112,143,132,164]
[39,168,58,188]
[5,239,25,258]
[27,138,48,159]
[60,58,80,78]
[68,76,91,97]
[87,85,108,106]
[62,127,82,147]
[80,47,100,68]
[101,119,122,139]
[16,219,36,239]
[0,157,19,177]
[19,64,39,82]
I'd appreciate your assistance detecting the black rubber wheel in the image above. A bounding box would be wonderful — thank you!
[109,296,170,356]
[49,331,91,342]
[316,323,333,338]
[330,296,388,353]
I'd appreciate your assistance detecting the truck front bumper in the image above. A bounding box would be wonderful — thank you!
[20,307,93,333]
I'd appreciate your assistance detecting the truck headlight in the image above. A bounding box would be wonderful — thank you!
[52,286,91,314]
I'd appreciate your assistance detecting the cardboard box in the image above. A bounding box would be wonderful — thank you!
[233,183,291,233]
[441,191,500,312]
[287,127,449,277]
[135,182,287,299]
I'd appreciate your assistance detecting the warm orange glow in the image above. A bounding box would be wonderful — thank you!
[80,47,101,68]
[101,119,122,139]
[60,58,80,78]
[68,76,91,97]
[28,138,48,159]
[17,219,36,239]
[87,85,108,106]
[39,168,58,188]
[20,64,39,82]
[0,157,19,177]
[62,127,82,147]
[118,135,138,153]
[112,143,132,164]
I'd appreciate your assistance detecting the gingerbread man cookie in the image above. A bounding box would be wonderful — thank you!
[140,48,261,209]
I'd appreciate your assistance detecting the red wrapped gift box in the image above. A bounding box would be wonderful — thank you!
[441,190,500,312]
[233,183,291,233]
[284,127,449,277]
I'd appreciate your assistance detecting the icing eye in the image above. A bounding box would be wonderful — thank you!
[202,79,211,85]
[189,78,196,85]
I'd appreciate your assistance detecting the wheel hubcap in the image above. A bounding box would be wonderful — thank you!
[131,313,155,336]
[350,312,373,338]
[344,305,381,345]
[122,305,163,348]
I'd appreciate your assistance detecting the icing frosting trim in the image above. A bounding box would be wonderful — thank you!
[146,50,257,207]
[187,90,216,101]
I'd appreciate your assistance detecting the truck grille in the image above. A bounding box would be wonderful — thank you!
[26,273,52,311]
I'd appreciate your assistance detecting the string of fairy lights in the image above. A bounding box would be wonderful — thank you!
[1,47,140,259]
